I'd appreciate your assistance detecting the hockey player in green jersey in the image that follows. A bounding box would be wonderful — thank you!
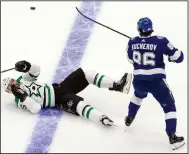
[2,60,132,127]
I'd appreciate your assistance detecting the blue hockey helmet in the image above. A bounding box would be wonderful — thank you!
[137,17,153,33]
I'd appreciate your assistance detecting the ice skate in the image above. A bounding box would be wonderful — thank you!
[100,115,115,127]
[168,134,185,150]
[110,73,132,94]
[125,116,135,126]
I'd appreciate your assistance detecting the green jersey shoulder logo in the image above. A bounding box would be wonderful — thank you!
[25,82,42,97]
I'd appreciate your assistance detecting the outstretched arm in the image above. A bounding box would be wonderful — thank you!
[15,60,40,81]
[16,97,41,114]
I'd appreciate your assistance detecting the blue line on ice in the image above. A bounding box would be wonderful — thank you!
[25,2,102,153]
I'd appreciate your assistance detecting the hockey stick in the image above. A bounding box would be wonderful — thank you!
[76,7,131,39]
[1,67,15,73]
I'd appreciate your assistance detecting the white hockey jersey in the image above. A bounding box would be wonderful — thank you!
[14,64,55,113]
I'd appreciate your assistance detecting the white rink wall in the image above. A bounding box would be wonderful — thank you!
[1,1,187,153]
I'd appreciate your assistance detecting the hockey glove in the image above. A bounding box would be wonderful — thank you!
[11,84,28,102]
[15,60,31,72]
[168,57,175,63]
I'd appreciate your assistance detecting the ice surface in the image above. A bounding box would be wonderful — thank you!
[1,1,187,153]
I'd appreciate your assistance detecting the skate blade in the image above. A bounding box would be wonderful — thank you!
[123,73,133,94]
[105,121,118,127]
[111,122,118,128]
[108,122,127,131]
[172,140,185,150]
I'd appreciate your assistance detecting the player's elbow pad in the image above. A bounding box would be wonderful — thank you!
[27,64,40,79]
[174,52,184,63]
[29,104,41,114]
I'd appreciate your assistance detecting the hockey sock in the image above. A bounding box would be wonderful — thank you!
[165,112,177,135]
[128,95,143,118]
[128,102,141,118]
[76,101,103,123]
[83,70,114,88]
[93,74,114,88]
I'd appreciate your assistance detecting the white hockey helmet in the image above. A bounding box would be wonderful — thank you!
[1,77,16,93]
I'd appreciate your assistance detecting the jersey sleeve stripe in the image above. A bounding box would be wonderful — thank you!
[174,52,184,63]
[29,73,40,78]
[16,76,23,82]
[169,50,182,61]
[15,97,19,105]
[14,76,23,105]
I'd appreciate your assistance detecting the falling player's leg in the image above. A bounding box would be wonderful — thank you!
[57,68,90,94]
[55,93,114,127]
[76,100,114,126]
[150,79,185,150]
[53,68,114,126]
[125,79,148,126]
[83,68,132,94]
[55,67,132,94]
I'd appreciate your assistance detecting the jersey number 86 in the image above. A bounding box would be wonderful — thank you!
[133,50,156,66]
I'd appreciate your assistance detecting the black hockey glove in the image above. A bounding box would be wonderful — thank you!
[15,60,31,72]
[11,84,28,102]
[168,57,175,63]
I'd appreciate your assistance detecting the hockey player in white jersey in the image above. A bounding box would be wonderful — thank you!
[2,60,132,127]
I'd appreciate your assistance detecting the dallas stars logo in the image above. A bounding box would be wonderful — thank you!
[26,82,42,97]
